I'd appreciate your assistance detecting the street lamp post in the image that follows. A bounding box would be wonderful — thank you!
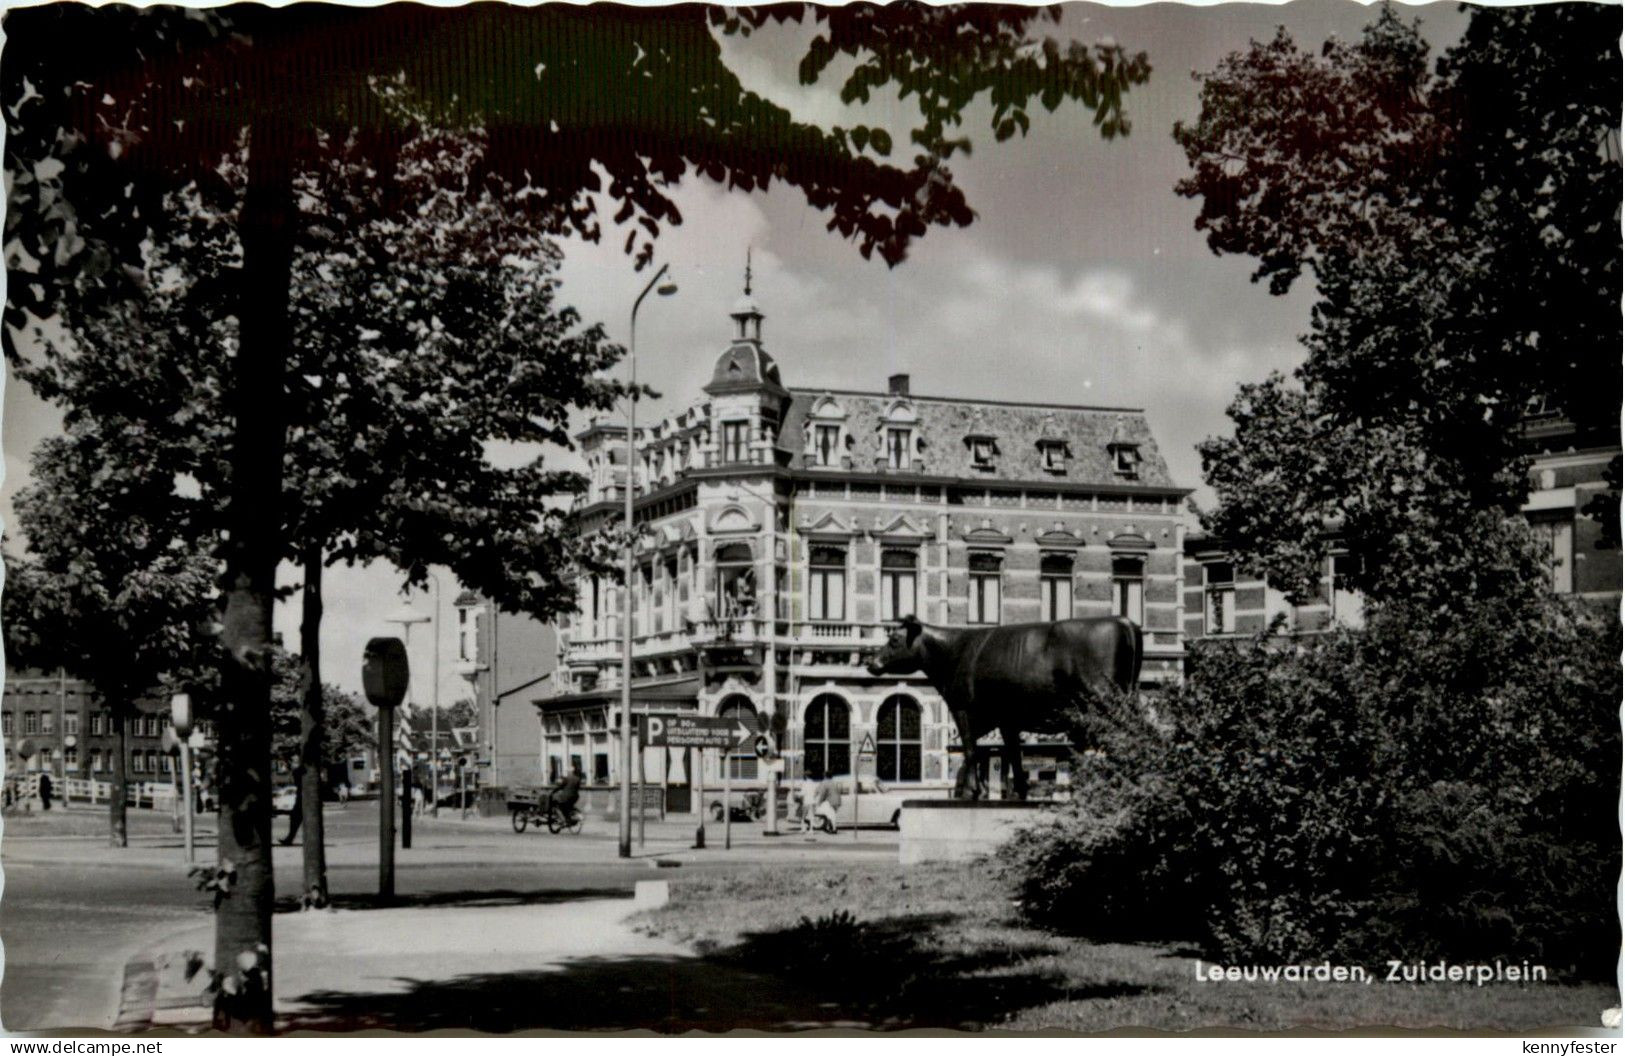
[420,572,444,816]
[457,661,488,819]
[621,263,678,859]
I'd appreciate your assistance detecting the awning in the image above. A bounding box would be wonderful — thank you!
[533,675,700,712]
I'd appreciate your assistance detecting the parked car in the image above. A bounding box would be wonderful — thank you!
[746,779,951,830]
[272,785,299,814]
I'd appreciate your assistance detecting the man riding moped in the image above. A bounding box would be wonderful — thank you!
[547,764,584,826]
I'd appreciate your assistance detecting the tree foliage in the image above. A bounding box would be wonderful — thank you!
[1173,4,1621,604]
[3,424,220,846]
[268,651,370,773]
[1006,579,1620,979]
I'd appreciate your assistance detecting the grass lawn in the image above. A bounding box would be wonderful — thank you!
[630,860,1617,1033]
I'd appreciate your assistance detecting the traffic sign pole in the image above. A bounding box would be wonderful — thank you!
[637,728,647,849]
[723,747,732,851]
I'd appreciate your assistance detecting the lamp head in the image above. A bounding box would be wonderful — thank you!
[657,279,678,297]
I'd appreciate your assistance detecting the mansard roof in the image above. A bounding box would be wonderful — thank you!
[779,388,1175,487]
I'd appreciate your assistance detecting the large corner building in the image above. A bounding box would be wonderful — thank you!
[519,284,1191,810]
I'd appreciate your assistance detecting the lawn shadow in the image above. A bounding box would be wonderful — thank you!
[276,954,857,1033]
[712,910,1149,1030]
[274,888,628,914]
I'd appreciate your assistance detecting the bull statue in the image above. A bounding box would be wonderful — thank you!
[865,614,1142,800]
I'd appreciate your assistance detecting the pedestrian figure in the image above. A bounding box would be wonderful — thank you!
[337,781,350,808]
[279,769,304,846]
[38,772,52,812]
[812,776,841,834]
[797,776,818,834]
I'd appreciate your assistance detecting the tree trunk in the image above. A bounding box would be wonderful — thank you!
[109,706,128,848]
[298,543,329,908]
[212,124,294,1035]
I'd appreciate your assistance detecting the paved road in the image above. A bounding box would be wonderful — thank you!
[0,807,665,1032]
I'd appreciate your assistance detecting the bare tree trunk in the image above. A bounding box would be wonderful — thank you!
[109,706,128,848]
[212,124,293,1035]
[298,543,329,908]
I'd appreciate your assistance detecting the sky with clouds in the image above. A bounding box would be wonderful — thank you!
[1,0,1472,700]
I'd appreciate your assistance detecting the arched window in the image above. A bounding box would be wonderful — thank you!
[715,542,756,620]
[880,548,918,622]
[877,696,922,782]
[969,551,1003,625]
[1041,552,1074,621]
[717,696,759,780]
[803,695,851,780]
[1112,555,1144,626]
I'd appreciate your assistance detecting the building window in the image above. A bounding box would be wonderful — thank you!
[548,755,563,784]
[1331,554,1366,626]
[1039,440,1067,473]
[722,420,750,463]
[1112,556,1144,626]
[803,695,851,780]
[593,752,609,784]
[91,712,106,736]
[877,695,922,782]
[146,749,160,774]
[880,548,919,622]
[715,542,757,622]
[458,608,470,660]
[969,551,1003,625]
[1041,553,1075,622]
[132,752,146,774]
[91,749,104,773]
[64,713,79,736]
[718,697,759,780]
[23,712,37,735]
[1205,562,1236,634]
[1113,445,1141,478]
[970,437,996,469]
[886,428,912,470]
[66,746,79,771]
[160,752,172,774]
[41,711,55,734]
[1530,516,1575,594]
[808,546,848,622]
[814,424,840,467]
[2,713,11,736]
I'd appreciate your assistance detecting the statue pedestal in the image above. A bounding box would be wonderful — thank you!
[898,800,1059,865]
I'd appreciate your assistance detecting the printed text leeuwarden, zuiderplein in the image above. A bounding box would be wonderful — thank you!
[1193,961,1552,986]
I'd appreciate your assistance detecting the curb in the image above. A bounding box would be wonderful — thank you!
[110,958,159,1031]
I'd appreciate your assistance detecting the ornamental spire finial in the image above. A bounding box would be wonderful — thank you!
[744,247,753,298]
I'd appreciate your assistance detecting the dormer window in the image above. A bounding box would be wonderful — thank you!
[1113,444,1141,478]
[1038,439,1068,474]
[887,428,913,470]
[968,436,997,470]
[814,424,840,467]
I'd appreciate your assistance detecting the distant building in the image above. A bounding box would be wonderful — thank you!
[1183,406,1621,640]
[524,277,1190,811]
[452,589,561,790]
[2,670,180,786]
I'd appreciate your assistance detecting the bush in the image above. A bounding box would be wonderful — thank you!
[1005,589,1620,979]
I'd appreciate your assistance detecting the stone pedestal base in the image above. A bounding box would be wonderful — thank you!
[898,800,1058,865]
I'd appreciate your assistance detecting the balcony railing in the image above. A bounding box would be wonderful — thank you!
[565,620,889,664]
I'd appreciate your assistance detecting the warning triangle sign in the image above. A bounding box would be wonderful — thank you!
[858,732,876,757]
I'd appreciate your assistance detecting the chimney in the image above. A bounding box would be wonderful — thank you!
[887,373,911,396]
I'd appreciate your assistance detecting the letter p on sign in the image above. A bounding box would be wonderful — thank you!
[640,716,667,745]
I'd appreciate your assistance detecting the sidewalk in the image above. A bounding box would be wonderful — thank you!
[5,812,898,873]
[118,886,855,1033]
